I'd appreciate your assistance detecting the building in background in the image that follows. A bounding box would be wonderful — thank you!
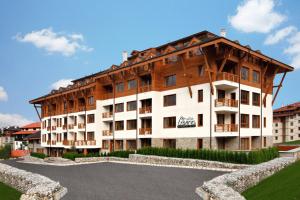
[29,30,293,156]
[24,131,44,153]
[0,126,20,147]
[273,102,300,144]
[12,122,41,150]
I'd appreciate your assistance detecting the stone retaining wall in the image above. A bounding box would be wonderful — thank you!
[195,157,296,200]
[75,156,129,163]
[128,154,249,170]
[0,163,67,200]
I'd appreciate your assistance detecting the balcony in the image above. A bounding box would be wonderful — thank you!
[63,140,75,146]
[139,106,152,114]
[216,72,239,82]
[139,128,152,135]
[62,124,67,130]
[78,106,85,112]
[215,98,238,107]
[68,124,74,130]
[75,140,96,146]
[47,140,51,145]
[139,84,152,93]
[78,123,85,129]
[102,93,113,99]
[102,112,113,118]
[102,130,112,136]
[51,126,56,131]
[51,140,56,145]
[47,127,51,131]
[215,124,238,132]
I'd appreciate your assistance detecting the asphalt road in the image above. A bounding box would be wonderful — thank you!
[1,160,224,200]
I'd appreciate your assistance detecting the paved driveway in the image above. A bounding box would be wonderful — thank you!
[1,160,224,200]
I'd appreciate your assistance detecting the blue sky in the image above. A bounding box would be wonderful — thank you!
[0,0,300,126]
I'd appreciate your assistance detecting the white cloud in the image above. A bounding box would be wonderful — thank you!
[0,113,32,128]
[0,86,8,101]
[51,79,73,90]
[284,32,300,69]
[15,28,93,56]
[229,0,286,33]
[264,26,297,45]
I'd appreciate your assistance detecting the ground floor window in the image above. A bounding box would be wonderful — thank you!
[102,140,109,149]
[115,140,123,150]
[126,140,136,150]
[140,138,151,148]
[197,138,203,149]
[241,138,250,150]
[163,139,176,149]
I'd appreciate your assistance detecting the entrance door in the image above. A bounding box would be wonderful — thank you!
[241,138,250,150]
[231,114,236,124]
[217,114,225,125]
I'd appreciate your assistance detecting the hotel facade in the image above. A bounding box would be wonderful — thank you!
[30,31,293,156]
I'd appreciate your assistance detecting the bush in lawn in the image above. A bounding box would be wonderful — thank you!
[136,147,279,164]
[30,152,47,159]
[0,144,11,159]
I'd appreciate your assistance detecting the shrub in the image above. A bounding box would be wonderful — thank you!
[62,152,85,161]
[0,144,11,159]
[107,150,134,158]
[30,152,47,159]
[136,147,279,164]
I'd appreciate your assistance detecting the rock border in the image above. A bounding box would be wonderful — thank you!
[195,157,296,200]
[0,163,67,200]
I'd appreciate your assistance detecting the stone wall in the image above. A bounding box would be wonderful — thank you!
[0,163,67,200]
[75,156,129,163]
[128,154,248,170]
[195,157,296,200]
[176,138,198,149]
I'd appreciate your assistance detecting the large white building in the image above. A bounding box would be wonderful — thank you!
[30,31,293,156]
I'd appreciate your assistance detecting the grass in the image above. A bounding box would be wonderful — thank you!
[0,182,22,200]
[283,140,300,145]
[242,160,300,200]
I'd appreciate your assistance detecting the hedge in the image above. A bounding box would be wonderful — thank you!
[62,150,134,160]
[106,150,134,158]
[0,145,11,159]
[136,147,279,164]
[30,152,48,159]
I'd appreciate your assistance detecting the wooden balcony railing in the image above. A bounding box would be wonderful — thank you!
[102,112,113,118]
[78,106,85,112]
[74,140,96,146]
[215,124,238,132]
[63,140,75,146]
[51,140,56,145]
[139,84,152,93]
[102,130,112,136]
[47,127,51,131]
[216,72,239,83]
[241,123,249,128]
[68,124,74,129]
[51,126,56,131]
[47,140,51,145]
[86,140,96,146]
[215,98,238,107]
[139,128,152,135]
[78,123,85,129]
[62,124,67,130]
[139,106,152,114]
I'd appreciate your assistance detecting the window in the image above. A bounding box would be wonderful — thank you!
[127,101,137,111]
[252,70,260,83]
[87,132,94,140]
[291,136,294,140]
[102,140,109,149]
[88,96,94,105]
[275,136,278,140]
[198,114,203,127]
[115,103,124,112]
[127,79,137,90]
[163,117,176,128]
[291,122,294,126]
[116,82,124,92]
[298,134,300,137]
[241,114,249,128]
[63,101,67,110]
[241,67,249,80]
[164,94,176,107]
[165,75,176,87]
[198,65,205,76]
[198,90,203,102]
[252,92,260,106]
[87,114,95,123]
[291,129,294,133]
[115,121,124,131]
[263,137,267,147]
[275,123,278,127]
[241,90,249,104]
[127,120,137,130]
[298,127,300,131]
[264,117,266,128]
[197,139,203,149]
[252,115,260,128]
[275,130,278,133]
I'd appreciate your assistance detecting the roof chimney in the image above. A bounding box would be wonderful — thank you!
[220,28,226,37]
[122,51,128,62]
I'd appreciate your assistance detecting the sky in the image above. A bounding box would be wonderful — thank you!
[0,0,300,127]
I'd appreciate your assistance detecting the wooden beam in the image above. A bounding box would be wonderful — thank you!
[200,47,214,95]
[272,72,287,105]
[218,48,233,72]
[179,54,193,98]
[263,67,279,105]
[33,104,41,121]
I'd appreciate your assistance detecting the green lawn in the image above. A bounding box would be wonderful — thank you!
[243,160,300,200]
[0,182,22,200]
[283,140,300,145]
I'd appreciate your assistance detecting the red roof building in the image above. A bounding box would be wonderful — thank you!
[12,122,41,141]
